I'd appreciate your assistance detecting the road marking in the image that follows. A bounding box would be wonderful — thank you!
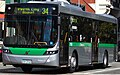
[73,67,120,74]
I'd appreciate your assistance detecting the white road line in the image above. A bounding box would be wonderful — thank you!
[73,67,120,74]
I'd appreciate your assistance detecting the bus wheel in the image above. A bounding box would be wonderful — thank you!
[21,66,32,73]
[103,51,108,68]
[69,52,77,73]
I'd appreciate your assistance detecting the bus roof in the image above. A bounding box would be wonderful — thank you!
[7,1,117,24]
[58,3,117,24]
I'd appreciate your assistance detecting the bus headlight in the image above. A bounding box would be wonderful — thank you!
[44,50,58,55]
[3,49,12,54]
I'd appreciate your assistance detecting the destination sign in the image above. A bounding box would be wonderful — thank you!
[14,7,51,15]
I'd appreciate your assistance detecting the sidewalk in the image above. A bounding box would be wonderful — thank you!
[110,62,120,68]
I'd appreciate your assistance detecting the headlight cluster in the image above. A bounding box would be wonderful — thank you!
[44,50,58,55]
[3,49,12,54]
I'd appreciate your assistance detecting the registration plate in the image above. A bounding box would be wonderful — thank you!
[22,59,32,64]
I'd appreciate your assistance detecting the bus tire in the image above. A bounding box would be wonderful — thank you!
[21,66,32,73]
[69,52,78,73]
[103,51,108,68]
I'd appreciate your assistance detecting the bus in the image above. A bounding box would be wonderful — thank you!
[2,1,118,73]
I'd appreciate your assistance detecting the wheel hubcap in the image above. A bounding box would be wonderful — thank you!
[71,57,76,68]
[104,56,107,65]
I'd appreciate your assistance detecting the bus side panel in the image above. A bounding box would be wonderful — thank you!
[98,46,115,63]
[69,46,92,66]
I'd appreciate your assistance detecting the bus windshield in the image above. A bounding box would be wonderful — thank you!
[4,15,58,47]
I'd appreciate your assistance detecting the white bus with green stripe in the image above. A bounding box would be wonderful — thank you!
[2,1,118,73]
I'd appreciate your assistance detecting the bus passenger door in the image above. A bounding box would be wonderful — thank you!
[92,21,98,63]
[59,15,69,65]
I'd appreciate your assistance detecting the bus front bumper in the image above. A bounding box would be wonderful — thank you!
[2,53,59,67]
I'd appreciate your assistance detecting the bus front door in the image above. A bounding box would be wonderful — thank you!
[59,15,69,65]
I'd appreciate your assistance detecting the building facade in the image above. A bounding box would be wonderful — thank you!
[71,0,112,14]
[0,0,5,41]
[110,0,120,18]
[71,0,95,13]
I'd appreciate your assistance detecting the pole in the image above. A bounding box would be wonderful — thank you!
[78,0,80,6]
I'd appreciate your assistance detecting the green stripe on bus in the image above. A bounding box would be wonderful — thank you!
[69,42,116,48]
[69,42,92,47]
[98,43,116,48]
[9,47,48,55]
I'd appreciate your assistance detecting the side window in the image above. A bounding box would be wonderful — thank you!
[69,16,78,42]
[81,18,93,42]
[98,22,117,43]
[69,16,93,42]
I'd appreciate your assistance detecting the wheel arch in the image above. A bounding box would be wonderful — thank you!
[68,49,78,66]
[73,50,78,63]
[69,49,79,72]
[103,49,109,68]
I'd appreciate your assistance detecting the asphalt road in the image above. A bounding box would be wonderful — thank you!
[0,62,120,75]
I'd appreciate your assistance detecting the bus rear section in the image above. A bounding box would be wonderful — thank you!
[61,14,117,72]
